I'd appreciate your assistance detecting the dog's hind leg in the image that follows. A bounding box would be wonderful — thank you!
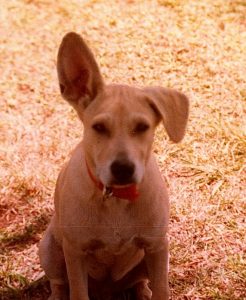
[39,221,69,300]
[112,261,152,300]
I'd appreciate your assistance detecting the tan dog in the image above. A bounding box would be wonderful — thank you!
[39,32,189,300]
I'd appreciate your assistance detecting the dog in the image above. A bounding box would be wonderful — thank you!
[39,32,189,300]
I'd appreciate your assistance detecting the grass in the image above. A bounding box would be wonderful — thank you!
[0,0,245,299]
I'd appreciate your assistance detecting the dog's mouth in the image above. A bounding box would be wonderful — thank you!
[110,183,137,188]
[103,184,139,201]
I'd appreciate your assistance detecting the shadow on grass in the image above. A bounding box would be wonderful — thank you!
[1,214,50,254]
[0,276,50,300]
[0,276,136,300]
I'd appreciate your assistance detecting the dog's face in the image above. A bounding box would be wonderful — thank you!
[57,32,189,187]
[82,85,158,187]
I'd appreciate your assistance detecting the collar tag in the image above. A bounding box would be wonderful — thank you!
[103,186,113,199]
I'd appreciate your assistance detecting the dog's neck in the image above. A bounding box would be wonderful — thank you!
[85,160,139,202]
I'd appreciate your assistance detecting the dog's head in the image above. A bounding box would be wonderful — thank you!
[57,32,189,188]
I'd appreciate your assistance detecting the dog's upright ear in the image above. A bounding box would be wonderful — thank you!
[144,87,189,143]
[57,32,104,109]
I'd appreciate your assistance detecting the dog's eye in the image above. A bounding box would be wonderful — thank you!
[133,122,150,134]
[92,123,108,135]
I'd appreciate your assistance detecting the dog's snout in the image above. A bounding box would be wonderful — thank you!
[111,159,135,185]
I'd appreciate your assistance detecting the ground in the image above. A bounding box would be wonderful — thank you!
[0,0,245,299]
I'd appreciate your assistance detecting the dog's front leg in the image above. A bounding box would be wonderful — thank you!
[145,236,169,300]
[63,240,89,300]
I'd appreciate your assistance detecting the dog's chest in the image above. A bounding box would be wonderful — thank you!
[84,237,144,281]
[78,198,145,281]
[86,198,136,244]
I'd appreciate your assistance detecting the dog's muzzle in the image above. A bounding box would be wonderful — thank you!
[85,159,139,201]
[110,158,135,185]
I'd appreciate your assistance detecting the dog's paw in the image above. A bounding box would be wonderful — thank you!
[135,281,152,300]
[48,283,69,300]
[48,296,68,300]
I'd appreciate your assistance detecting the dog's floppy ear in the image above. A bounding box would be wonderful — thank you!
[144,87,189,143]
[57,32,104,108]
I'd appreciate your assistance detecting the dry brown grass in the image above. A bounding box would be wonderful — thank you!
[0,0,245,299]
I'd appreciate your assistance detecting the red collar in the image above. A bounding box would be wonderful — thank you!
[85,160,139,202]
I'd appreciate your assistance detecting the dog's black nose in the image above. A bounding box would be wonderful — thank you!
[111,159,135,185]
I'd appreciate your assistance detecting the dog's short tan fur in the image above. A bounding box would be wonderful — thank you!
[39,32,189,300]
